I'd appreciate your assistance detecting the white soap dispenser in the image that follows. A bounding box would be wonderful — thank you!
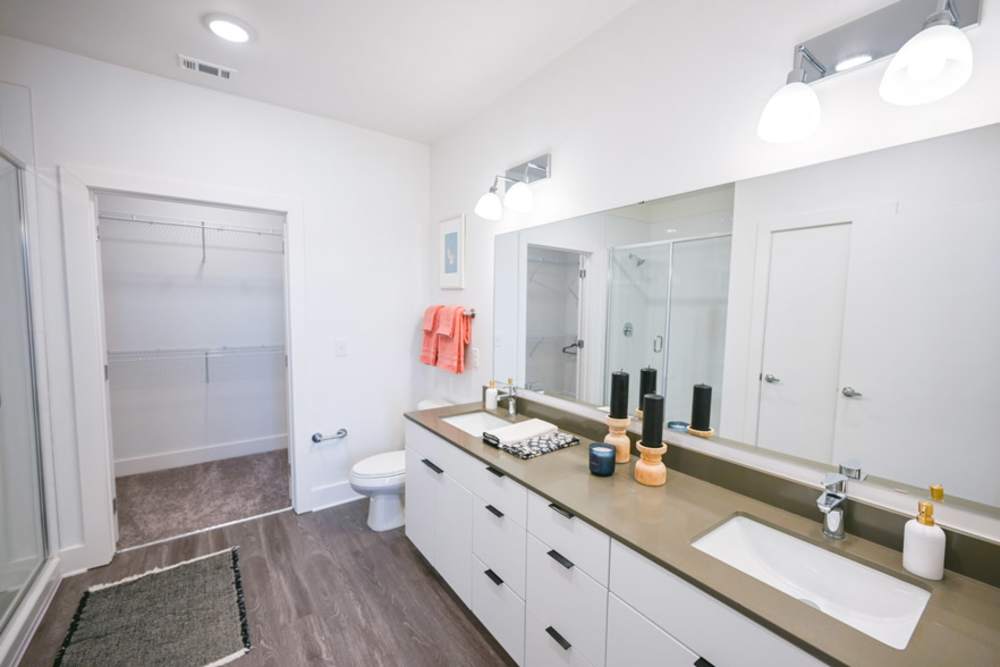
[903,500,945,580]
[484,380,498,411]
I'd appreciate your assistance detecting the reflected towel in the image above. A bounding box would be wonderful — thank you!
[420,305,443,365]
[436,305,471,373]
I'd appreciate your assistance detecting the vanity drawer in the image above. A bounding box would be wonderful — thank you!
[469,460,528,526]
[609,540,824,667]
[404,420,477,489]
[473,498,527,598]
[525,533,607,666]
[472,555,525,666]
[524,608,595,667]
[606,593,699,667]
[527,490,609,585]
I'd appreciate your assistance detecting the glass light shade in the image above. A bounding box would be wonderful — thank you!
[504,181,533,213]
[757,82,821,144]
[208,19,251,43]
[879,24,973,106]
[474,190,503,221]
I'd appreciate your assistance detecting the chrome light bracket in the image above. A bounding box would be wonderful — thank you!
[502,153,551,193]
[794,0,981,84]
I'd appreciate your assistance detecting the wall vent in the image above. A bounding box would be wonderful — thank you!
[177,54,236,81]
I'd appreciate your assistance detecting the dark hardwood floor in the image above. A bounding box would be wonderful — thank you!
[22,500,515,666]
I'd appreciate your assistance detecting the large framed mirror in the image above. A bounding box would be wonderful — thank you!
[494,122,1000,511]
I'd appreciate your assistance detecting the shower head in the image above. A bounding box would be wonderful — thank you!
[628,252,646,267]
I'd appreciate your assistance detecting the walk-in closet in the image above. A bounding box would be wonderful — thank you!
[97,192,290,549]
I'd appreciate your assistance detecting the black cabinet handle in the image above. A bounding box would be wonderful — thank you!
[484,569,504,586]
[547,549,575,569]
[485,465,505,478]
[548,502,575,519]
[485,504,504,518]
[694,659,715,667]
[421,458,443,474]
[545,626,572,651]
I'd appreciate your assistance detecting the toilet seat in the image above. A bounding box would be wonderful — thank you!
[351,450,405,479]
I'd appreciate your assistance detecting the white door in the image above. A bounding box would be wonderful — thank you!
[756,223,851,460]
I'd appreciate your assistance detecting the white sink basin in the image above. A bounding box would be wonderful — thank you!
[692,515,930,649]
[442,411,511,437]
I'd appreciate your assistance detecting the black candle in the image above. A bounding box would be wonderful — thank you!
[639,367,657,411]
[691,384,712,431]
[609,371,629,419]
[641,394,664,445]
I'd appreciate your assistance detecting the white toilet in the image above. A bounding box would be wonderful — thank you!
[349,398,452,531]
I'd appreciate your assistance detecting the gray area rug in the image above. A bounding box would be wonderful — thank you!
[116,449,290,548]
[54,548,251,667]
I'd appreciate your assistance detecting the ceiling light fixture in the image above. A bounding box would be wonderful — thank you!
[757,46,824,144]
[835,54,873,72]
[474,154,551,221]
[203,14,254,43]
[880,1,973,106]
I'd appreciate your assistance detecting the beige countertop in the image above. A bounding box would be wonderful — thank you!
[405,403,1000,667]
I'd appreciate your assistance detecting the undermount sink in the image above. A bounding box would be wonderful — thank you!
[692,515,930,650]
[442,411,511,437]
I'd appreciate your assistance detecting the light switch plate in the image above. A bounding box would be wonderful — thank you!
[470,346,480,368]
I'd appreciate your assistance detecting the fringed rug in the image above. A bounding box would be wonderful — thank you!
[54,547,251,667]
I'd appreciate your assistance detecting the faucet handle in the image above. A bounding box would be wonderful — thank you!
[838,459,863,480]
[822,472,848,494]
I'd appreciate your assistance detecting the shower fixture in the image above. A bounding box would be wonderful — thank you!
[629,253,646,267]
[758,0,981,143]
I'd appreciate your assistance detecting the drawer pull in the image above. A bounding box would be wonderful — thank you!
[485,464,506,478]
[694,659,715,667]
[547,549,575,569]
[485,504,505,518]
[548,502,575,519]
[421,458,444,474]
[484,568,504,586]
[545,626,572,651]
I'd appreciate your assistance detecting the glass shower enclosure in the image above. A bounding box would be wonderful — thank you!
[0,155,48,634]
[605,235,731,428]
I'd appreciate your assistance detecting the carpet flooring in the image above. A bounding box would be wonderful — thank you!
[116,449,290,549]
[24,499,514,666]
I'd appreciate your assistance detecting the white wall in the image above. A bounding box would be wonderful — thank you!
[722,123,1000,506]
[0,35,429,567]
[97,193,288,476]
[422,0,1000,403]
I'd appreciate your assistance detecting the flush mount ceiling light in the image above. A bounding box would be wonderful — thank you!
[758,0,981,143]
[474,154,551,221]
[203,13,254,43]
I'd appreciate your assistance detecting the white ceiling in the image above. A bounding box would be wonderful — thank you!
[0,0,640,142]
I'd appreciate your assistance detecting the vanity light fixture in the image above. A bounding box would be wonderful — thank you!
[474,153,551,221]
[203,13,255,43]
[758,0,981,143]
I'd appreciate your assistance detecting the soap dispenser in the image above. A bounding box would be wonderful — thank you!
[903,500,945,580]
[484,380,498,411]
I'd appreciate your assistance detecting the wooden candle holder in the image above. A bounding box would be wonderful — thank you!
[686,426,715,439]
[604,417,632,464]
[634,407,643,421]
[634,440,667,487]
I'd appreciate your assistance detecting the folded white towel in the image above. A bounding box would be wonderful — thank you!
[483,418,558,445]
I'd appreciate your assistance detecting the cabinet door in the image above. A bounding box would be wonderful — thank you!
[436,471,474,606]
[607,594,699,667]
[405,446,439,563]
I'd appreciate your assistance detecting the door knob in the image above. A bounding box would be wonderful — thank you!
[841,386,862,398]
[764,373,780,384]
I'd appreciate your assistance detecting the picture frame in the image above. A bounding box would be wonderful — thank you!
[439,215,465,289]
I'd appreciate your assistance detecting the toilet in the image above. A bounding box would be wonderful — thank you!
[349,398,452,531]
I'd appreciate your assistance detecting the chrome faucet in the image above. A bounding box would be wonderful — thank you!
[498,378,517,416]
[817,473,848,540]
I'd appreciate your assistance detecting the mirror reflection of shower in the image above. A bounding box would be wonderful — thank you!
[524,245,585,400]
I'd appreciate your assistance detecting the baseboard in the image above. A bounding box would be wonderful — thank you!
[114,434,288,476]
[0,556,59,667]
[310,480,363,513]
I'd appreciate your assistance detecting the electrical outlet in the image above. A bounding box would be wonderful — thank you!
[470,346,480,368]
[334,338,348,357]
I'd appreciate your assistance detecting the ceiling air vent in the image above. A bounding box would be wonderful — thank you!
[177,54,236,81]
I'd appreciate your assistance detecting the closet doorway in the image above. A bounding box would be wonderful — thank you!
[96,192,291,550]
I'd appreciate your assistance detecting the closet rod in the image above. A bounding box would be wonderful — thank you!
[99,212,284,238]
[108,344,286,362]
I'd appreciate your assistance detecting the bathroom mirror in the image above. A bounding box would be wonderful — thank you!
[493,122,1000,510]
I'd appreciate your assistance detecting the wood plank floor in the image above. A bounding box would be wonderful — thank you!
[22,500,515,666]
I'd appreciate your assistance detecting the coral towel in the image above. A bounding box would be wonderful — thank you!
[435,305,472,374]
[419,305,443,365]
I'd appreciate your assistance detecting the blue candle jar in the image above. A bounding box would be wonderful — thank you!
[589,443,616,477]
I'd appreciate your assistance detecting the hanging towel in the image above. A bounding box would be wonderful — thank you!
[435,305,471,374]
[420,305,444,365]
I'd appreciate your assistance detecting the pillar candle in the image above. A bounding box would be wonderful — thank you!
[609,371,629,419]
[641,394,664,445]
[691,384,712,431]
[639,367,657,411]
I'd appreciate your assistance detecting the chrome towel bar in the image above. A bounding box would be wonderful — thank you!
[312,428,348,443]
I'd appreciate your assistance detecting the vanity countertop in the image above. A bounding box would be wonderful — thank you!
[405,403,1000,667]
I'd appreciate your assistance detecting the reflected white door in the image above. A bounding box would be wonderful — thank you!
[756,224,851,460]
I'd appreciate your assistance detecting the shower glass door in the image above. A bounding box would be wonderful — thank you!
[0,156,48,633]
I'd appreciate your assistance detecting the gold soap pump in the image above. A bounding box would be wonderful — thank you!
[902,484,946,580]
